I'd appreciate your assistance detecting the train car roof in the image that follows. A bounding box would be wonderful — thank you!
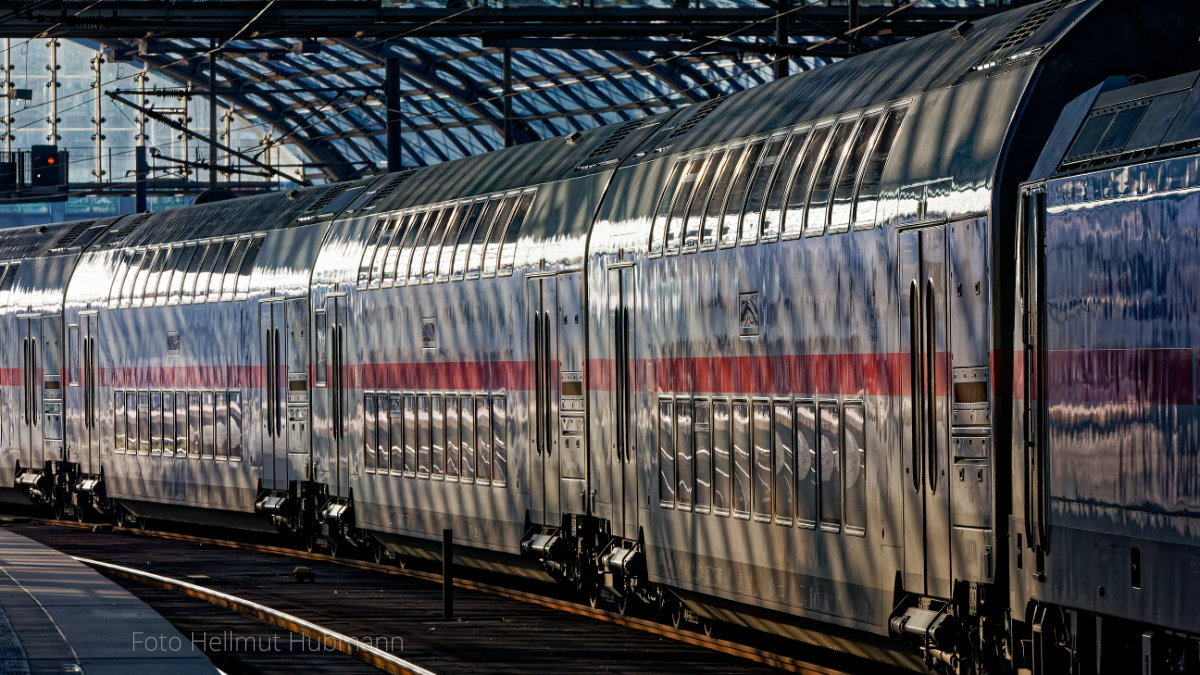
[1031,69,1200,179]
[0,217,120,264]
[645,0,1098,160]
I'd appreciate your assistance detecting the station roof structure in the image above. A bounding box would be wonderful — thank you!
[0,0,1013,191]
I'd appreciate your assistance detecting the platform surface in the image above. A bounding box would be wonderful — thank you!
[0,526,218,675]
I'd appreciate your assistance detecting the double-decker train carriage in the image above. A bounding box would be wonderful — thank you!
[3,1,1200,672]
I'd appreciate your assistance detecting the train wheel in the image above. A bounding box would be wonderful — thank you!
[669,602,684,629]
[372,541,386,565]
[613,593,628,616]
[304,533,316,554]
[327,537,339,558]
[587,583,601,609]
[114,509,128,529]
[699,617,714,638]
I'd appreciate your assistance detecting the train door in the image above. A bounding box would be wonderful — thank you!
[325,295,349,497]
[284,298,311,484]
[19,316,43,469]
[899,225,952,599]
[1020,186,1049,575]
[40,315,63,464]
[527,275,559,526]
[260,300,287,490]
[81,312,99,470]
[608,265,637,540]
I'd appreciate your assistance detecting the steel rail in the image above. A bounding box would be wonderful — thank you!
[55,520,856,675]
[73,554,437,675]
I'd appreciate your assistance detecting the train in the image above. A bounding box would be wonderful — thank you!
[3,0,1200,672]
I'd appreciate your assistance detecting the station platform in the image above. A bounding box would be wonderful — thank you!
[0,526,217,674]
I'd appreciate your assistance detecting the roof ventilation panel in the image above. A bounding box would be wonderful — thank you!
[574,118,644,171]
[359,169,417,212]
[971,0,1076,72]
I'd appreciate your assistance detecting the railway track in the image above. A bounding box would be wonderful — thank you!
[4,518,897,675]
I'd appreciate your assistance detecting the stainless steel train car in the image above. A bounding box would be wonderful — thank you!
[4,1,1200,672]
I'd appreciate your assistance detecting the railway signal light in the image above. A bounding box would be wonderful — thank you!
[30,144,67,189]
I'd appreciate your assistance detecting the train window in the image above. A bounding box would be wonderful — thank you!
[493,395,507,486]
[138,391,151,455]
[752,400,772,521]
[132,248,160,306]
[215,391,229,460]
[805,118,857,237]
[657,397,675,506]
[795,401,817,528]
[175,392,188,457]
[853,106,907,229]
[180,243,207,303]
[0,264,9,294]
[484,194,519,277]
[675,398,693,508]
[721,141,765,248]
[829,112,881,234]
[782,125,831,239]
[358,218,391,286]
[694,398,711,513]
[761,129,809,241]
[402,211,434,285]
[206,240,236,301]
[114,391,126,453]
[363,395,377,472]
[235,236,264,299]
[774,401,795,526]
[403,393,417,476]
[146,247,171,305]
[423,208,456,283]
[390,213,421,287]
[229,392,242,461]
[740,133,788,245]
[666,156,704,255]
[125,391,138,454]
[380,214,411,286]
[460,395,475,482]
[649,160,685,256]
[155,246,184,305]
[700,148,736,250]
[168,245,197,303]
[731,400,751,518]
[468,197,503,278]
[0,263,14,292]
[431,395,444,479]
[819,401,841,531]
[443,395,459,479]
[417,394,431,478]
[498,190,536,276]
[389,394,404,475]
[376,393,389,473]
[106,253,127,308]
[683,153,720,253]
[451,201,485,280]
[314,310,327,387]
[364,218,393,286]
[220,239,250,301]
[712,399,731,515]
[201,391,216,459]
[843,402,866,535]
[163,392,175,456]
[119,250,144,307]
[188,392,201,459]
[476,394,492,484]
[68,324,79,386]
[436,206,467,281]
[192,243,221,303]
